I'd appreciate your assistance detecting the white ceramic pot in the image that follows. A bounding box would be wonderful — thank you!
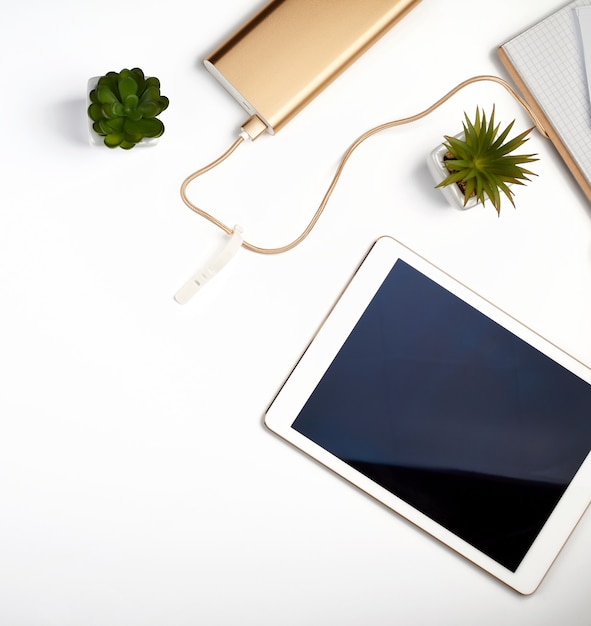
[87,77,158,148]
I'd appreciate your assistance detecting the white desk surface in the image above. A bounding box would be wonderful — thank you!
[2,1,591,623]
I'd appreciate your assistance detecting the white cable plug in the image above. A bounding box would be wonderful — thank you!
[174,225,244,304]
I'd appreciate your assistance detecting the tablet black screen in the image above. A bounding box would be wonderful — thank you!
[292,260,591,571]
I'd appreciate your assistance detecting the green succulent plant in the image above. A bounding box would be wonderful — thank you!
[437,107,538,215]
[88,68,169,149]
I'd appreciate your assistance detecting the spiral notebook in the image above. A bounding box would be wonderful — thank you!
[498,0,591,203]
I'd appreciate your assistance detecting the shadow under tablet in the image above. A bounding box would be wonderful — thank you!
[292,260,591,572]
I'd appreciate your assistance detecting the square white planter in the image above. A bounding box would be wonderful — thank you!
[87,77,159,148]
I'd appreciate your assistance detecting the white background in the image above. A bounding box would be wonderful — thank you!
[2,0,591,624]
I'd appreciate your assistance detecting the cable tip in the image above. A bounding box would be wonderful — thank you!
[174,225,244,304]
[240,115,268,141]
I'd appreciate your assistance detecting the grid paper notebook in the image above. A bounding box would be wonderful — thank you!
[499,0,591,202]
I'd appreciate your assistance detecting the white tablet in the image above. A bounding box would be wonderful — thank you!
[264,236,591,594]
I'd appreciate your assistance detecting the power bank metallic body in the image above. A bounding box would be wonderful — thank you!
[204,0,422,134]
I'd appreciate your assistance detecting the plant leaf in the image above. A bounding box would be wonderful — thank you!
[87,103,104,122]
[119,75,138,100]
[97,84,118,105]
[123,94,139,111]
[136,101,160,118]
[104,132,124,148]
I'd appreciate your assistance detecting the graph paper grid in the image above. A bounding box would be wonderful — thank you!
[501,0,591,186]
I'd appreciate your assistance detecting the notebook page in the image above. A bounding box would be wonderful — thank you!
[576,6,591,105]
[501,0,591,185]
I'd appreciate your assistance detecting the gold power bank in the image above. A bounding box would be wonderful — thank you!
[204,0,422,134]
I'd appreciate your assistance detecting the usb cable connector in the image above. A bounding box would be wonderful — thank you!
[240,115,267,141]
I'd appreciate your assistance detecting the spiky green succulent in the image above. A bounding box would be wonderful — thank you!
[437,107,538,215]
[88,68,169,149]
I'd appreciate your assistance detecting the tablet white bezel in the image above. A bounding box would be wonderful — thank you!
[264,236,591,594]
